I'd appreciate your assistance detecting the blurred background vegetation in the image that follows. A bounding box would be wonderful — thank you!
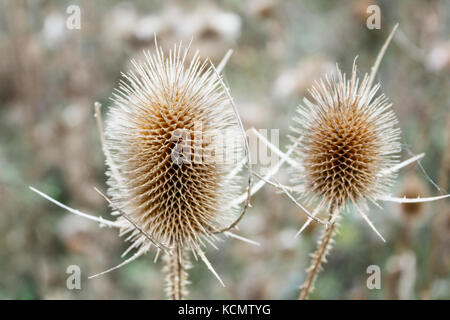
[0,0,449,299]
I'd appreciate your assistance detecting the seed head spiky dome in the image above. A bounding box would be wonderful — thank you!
[290,62,401,210]
[103,44,243,256]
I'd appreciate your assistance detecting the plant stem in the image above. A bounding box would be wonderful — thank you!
[164,245,190,300]
[299,216,338,300]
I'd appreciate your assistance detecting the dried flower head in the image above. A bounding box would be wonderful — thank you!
[291,25,448,300]
[100,43,254,297]
[290,61,401,211]
[251,24,449,300]
[104,44,243,253]
[31,43,254,299]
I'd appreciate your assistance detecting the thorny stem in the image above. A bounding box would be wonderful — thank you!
[164,245,189,300]
[299,214,338,300]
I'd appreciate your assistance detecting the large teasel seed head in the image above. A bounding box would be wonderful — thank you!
[103,43,243,282]
[291,61,401,210]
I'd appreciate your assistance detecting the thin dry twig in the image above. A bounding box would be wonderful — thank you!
[253,172,330,226]
[29,186,119,228]
[209,59,253,234]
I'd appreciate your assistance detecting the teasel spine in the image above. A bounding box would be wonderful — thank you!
[164,245,191,300]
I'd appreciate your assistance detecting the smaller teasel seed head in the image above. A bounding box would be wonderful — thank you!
[291,61,401,210]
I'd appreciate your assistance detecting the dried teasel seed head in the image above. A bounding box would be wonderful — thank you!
[103,44,243,255]
[290,61,401,210]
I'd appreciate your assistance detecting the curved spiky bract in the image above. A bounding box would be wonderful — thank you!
[290,63,401,210]
[104,44,243,256]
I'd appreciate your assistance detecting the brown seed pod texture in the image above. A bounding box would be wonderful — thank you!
[104,44,243,259]
[291,63,401,210]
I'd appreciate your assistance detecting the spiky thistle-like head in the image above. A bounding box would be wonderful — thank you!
[103,44,243,254]
[290,61,401,211]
